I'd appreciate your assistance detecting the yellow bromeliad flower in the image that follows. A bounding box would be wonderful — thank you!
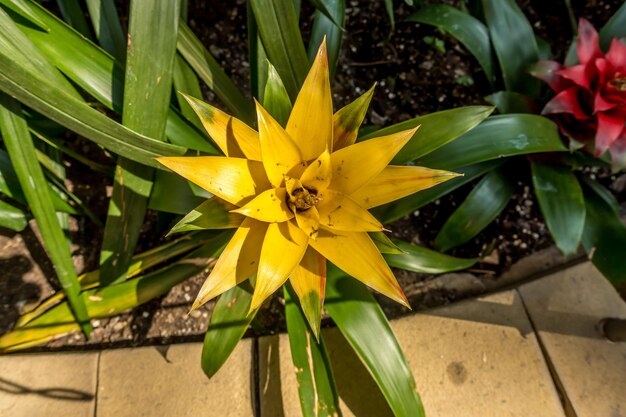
[158,41,457,335]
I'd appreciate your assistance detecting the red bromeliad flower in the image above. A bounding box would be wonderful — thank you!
[532,18,626,168]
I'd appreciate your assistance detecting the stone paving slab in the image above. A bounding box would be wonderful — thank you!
[259,290,565,417]
[0,351,98,417]
[97,341,255,417]
[518,262,626,417]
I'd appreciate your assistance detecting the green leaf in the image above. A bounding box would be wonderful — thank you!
[0,1,212,152]
[250,0,309,100]
[0,234,231,351]
[99,0,181,285]
[362,106,494,164]
[202,284,256,378]
[168,198,242,235]
[481,0,540,95]
[385,239,478,273]
[370,232,405,255]
[415,114,567,170]
[2,0,49,30]
[600,2,626,50]
[263,63,292,127]
[85,0,126,61]
[148,170,205,215]
[484,91,539,114]
[177,21,255,124]
[308,0,344,29]
[384,0,395,29]
[308,0,345,78]
[284,285,341,417]
[434,168,514,251]
[325,266,425,417]
[172,54,204,130]
[407,5,494,86]
[531,162,585,256]
[582,183,626,285]
[0,93,92,336]
[0,199,27,231]
[56,0,93,40]
[373,160,504,223]
[247,0,268,100]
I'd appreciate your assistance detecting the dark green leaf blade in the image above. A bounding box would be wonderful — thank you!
[202,285,256,378]
[325,266,424,417]
[581,182,626,285]
[484,91,538,114]
[284,285,341,417]
[415,114,567,170]
[407,5,494,86]
[2,0,49,30]
[250,0,309,99]
[177,21,254,124]
[308,0,345,78]
[99,0,181,285]
[85,0,126,61]
[385,240,478,273]
[481,0,540,95]
[56,0,93,40]
[531,162,585,256]
[0,93,92,335]
[600,2,626,50]
[434,168,514,252]
[362,106,494,164]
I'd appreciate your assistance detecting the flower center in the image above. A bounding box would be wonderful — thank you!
[610,77,626,91]
[287,187,318,212]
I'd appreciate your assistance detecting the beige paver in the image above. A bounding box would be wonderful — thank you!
[97,341,255,417]
[259,290,565,417]
[0,351,98,417]
[518,262,626,417]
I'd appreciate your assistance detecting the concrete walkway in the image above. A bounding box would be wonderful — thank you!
[1,261,625,417]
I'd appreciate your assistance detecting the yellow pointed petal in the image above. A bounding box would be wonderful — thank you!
[289,247,326,337]
[250,221,309,312]
[182,94,261,160]
[286,39,333,160]
[316,189,383,232]
[351,166,461,208]
[232,188,294,222]
[309,229,409,308]
[329,127,419,195]
[300,147,332,193]
[332,84,375,150]
[256,101,305,187]
[157,156,271,206]
[191,218,267,310]
[295,207,320,239]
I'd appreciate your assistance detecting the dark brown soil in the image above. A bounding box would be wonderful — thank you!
[1,0,624,350]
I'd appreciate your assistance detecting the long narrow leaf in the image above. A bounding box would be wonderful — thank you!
[581,183,626,285]
[177,22,254,124]
[415,114,567,170]
[284,285,341,417]
[247,0,268,100]
[0,1,211,151]
[2,0,49,30]
[385,240,478,273]
[434,168,514,251]
[0,93,92,336]
[85,0,126,61]
[56,0,93,40]
[599,2,626,50]
[0,199,27,231]
[99,0,181,285]
[531,162,585,256]
[172,54,204,129]
[250,0,309,99]
[308,0,345,78]
[362,106,494,164]
[325,266,425,417]
[407,5,495,86]
[0,234,230,351]
[481,0,540,95]
[201,284,256,378]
